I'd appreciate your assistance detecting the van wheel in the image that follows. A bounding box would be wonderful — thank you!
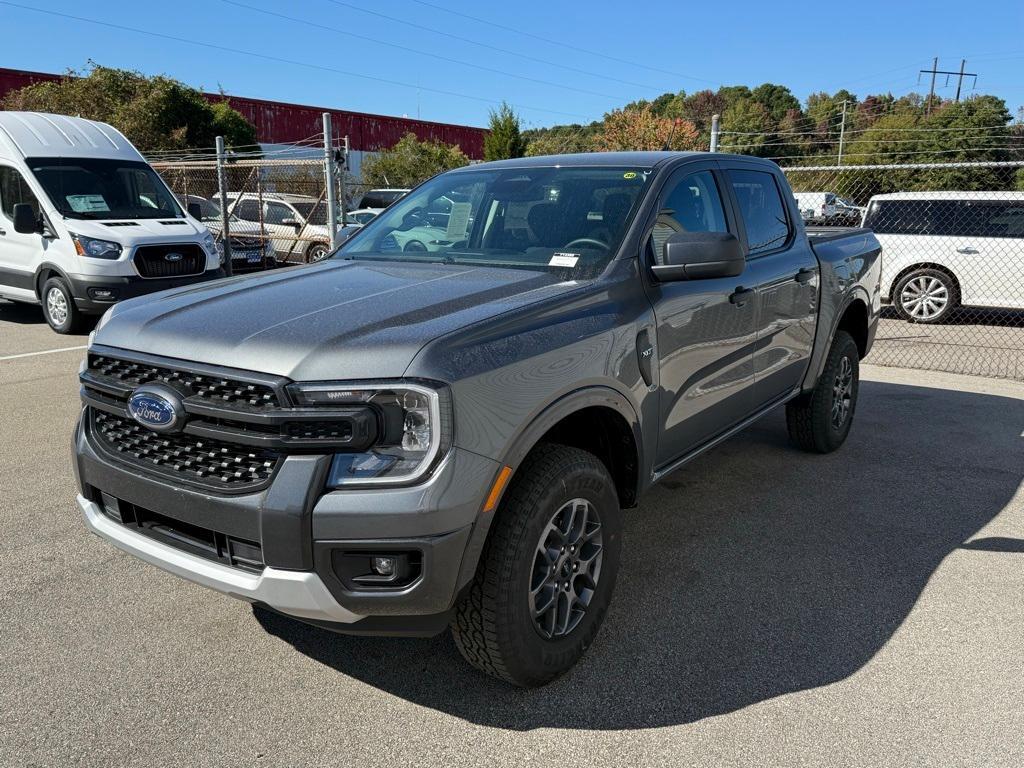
[893,268,958,323]
[786,330,859,454]
[42,277,87,334]
[451,444,622,687]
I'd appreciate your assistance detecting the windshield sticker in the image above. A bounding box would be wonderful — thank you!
[445,202,472,239]
[549,253,579,268]
[66,194,110,213]
[623,171,638,179]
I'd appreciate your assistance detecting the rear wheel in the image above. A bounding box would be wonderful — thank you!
[786,330,859,453]
[893,268,958,323]
[306,242,330,262]
[451,444,622,687]
[41,276,87,334]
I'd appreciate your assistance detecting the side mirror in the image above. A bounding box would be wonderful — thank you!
[187,202,203,220]
[651,232,745,282]
[281,217,301,231]
[13,203,42,235]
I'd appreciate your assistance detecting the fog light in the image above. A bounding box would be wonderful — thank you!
[87,287,117,301]
[372,556,396,576]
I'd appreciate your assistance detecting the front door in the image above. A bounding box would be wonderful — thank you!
[724,167,819,406]
[646,164,759,467]
[0,164,45,301]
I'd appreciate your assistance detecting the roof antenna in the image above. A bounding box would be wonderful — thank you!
[661,118,679,151]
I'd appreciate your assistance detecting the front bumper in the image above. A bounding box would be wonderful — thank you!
[74,414,497,631]
[78,494,359,623]
[68,268,224,314]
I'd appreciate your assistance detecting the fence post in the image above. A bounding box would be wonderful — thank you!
[339,135,349,231]
[709,114,720,153]
[215,135,233,276]
[323,113,340,250]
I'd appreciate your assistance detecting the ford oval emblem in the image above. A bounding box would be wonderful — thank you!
[164,252,184,262]
[127,386,184,433]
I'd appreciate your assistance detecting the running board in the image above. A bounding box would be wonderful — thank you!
[650,388,800,485]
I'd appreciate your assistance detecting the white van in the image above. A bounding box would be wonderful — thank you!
[864,191,1024,323]
[0,112,221,333]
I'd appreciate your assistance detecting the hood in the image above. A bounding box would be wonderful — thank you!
[66,216,206,245]
[94,259,576,381]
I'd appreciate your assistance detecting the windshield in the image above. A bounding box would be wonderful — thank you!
[29,157,183,220]
[292,201,329,225]
[338,166,652,277]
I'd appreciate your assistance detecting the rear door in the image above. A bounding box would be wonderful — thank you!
[646,162,759,466]
[723,166,819,406]
[952,200,1024,309]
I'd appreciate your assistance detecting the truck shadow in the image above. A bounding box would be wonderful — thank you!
[256,379,1023,731]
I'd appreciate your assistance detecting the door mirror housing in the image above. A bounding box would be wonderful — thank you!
[281,217,302,230]
[12,203,42,235]
[187,202,204,221]
[651,232,745,282]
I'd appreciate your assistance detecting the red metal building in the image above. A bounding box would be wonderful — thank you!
[0,67,486,158]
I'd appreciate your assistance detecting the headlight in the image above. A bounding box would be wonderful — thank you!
[70,233,122,259]
[201,231,217,257]
[288,381,451,487]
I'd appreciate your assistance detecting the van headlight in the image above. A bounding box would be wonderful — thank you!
[71,233,122,259]
[201,231,218,257]
[287,381,451,487]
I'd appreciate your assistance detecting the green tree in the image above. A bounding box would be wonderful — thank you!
[483,102,526,161]
[2,63,256,152]
[751,83,801,122]
[361,132,469,188]
[718,99,773,155]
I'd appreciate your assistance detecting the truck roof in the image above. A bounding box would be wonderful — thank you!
[0,111,144,162]
[456,151,716,171]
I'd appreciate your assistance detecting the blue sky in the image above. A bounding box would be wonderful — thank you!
[2,0,1023,129]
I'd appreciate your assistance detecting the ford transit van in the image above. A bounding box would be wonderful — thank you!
[0,112,222,333]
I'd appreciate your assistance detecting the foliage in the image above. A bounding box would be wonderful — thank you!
[597,106,701,152]
[2,63,256,152]
[483,102,527,161]
[717,99,773,155]
[361,132,469,188]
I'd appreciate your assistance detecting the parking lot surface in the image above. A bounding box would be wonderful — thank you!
[2,300,1023,767]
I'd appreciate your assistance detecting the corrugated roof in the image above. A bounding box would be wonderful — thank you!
[0,111,143,161]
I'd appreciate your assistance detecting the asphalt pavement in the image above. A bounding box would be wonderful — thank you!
[1,299,1022,767]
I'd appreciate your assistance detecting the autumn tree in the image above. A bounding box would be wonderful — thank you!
[597,106,701,152]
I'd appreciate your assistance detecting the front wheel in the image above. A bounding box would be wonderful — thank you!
[41,276,88,334]
[451,444,622,687]
[306,242,330,262]
[786,330,860,453]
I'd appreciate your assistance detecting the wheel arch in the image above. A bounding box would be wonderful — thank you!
[34,262,74,301]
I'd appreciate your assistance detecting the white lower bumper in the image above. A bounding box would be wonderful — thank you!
[78,494,360,624]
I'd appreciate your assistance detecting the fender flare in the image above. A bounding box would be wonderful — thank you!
[452,385,644,596]
[33,262,76,300]
[806,287,872,388]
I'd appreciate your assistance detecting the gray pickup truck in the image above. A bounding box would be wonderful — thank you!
[74,152,881,686]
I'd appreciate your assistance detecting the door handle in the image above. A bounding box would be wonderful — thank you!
[956,247,979,255]
[794,267,816,284]
[729,286,755,306]
[0,228,6,236]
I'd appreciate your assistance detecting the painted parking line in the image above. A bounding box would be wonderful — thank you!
[0,345,87,362]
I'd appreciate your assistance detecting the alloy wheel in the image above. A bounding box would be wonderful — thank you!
[900,275,949,321]
[831,355,854,429]
[46,286,68,326]
[530,497,604,639]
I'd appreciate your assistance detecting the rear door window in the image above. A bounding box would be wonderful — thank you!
[956,201,1024,238]
[727,169,790,255]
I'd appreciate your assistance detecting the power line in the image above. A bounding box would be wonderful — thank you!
[406,0,719,86]
[0,0,593,121]
[219,0,630,102]
[322,0,686,95]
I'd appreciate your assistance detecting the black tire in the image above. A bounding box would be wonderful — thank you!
[892,267,959,324]
[306,242,330,262]
[403,239,427,252]
[786,330,859,454]
[41,276,87,334]
[451,443,622,687]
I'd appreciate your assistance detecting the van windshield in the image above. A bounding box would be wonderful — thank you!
[337,166,653,278]
[28,157,183,220]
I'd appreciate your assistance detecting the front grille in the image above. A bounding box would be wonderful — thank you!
[134,243,205,278]
[92,410,280,490]
[89,354,279,409]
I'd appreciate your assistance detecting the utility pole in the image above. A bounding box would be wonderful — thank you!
[215,135,232,276]
[837,99,848,165]
[920,58,977,113]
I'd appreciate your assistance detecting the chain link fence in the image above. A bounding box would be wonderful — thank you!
[784,161,1024,381]
[153,154,371,271]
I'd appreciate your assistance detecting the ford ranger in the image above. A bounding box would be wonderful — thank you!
[74,152,881,686]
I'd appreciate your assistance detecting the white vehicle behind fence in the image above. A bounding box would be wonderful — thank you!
[864,191,1024,323]
[227,192,359,263]
[792,191,863,225]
